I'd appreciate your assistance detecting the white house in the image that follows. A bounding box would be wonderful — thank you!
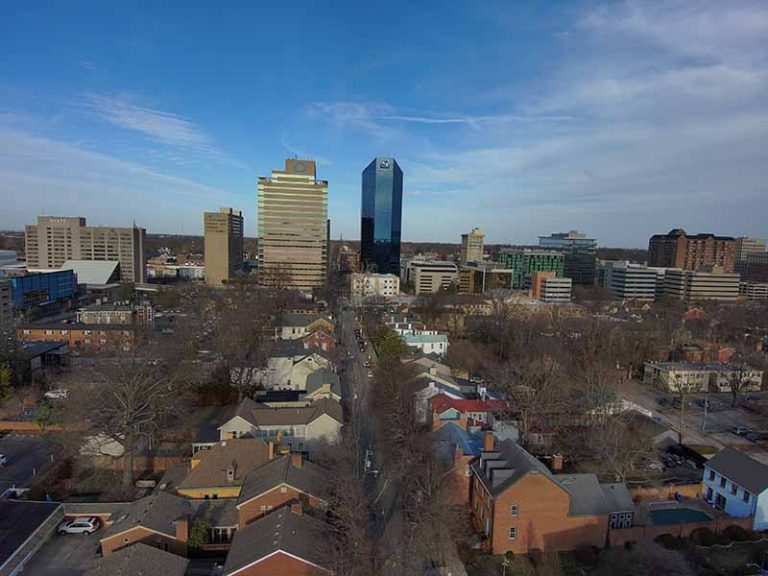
[703,447,768,530]
[402,333,449,356]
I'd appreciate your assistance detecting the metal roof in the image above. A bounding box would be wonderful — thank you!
[61,260,120,285]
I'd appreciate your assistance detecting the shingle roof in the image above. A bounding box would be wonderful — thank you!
[177,438,271,491]
[434,423,483,457]
[249,398,343,427]
[305,368,341,397]
[601,483,635,514]
[706,447,768,494]
[279,313,330,328]
[237,454,327,507]
[558,474,610,516]
[191,498,239,527]
[223,507,331,575]
[430,394,506,415]
[101,492,192,540]
[85,542,189,576]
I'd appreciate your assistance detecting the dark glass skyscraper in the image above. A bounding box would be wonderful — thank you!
[360,157,402,274]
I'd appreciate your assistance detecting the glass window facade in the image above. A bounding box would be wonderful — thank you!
[361,157,402,275]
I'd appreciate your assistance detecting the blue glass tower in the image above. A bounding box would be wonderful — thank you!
[360,157,403,274]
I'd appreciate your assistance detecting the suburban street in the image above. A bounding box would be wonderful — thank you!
[0,435,57,495]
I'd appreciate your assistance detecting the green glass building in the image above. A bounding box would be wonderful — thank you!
[496,248,565,289]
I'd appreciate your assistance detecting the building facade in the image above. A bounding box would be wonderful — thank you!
[10,270,75,309]
[497,248,564,290]
[735,237,766,276]
[703,448,768,531]
[531,272,572,303]
[648,229,736,273]
[360,157,403,275]
[538,231,596,285]
[349,273,400,298]
[458,263,513,294]
[599,261,666,301]
[405,261,458,294]
[643,362,763,393]
[663,268,740,302]
[204,208,244,287]
[460,228,485,265]
[257,159,328,291]
[741,253,768,283]
[0,280,11,328]
[25,216,146,283]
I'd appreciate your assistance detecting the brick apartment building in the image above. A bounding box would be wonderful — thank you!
[648,229,736,272]
[17,322,135,353]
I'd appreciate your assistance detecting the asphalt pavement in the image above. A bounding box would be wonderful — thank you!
[0,435,57,494]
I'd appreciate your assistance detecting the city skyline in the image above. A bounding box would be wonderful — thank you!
[2,1,767,246]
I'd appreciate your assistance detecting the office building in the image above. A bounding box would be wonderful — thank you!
[458,263,513,294]
[204,207,244,287]
[350,273,400,299]
[741,253,768,283]
[663,267,740,302]
[24,216,147,283]
[538,231,596,285]
[735,237,766,264]
[405,261,458,294]
[360,157,403,274]
[648,229,736,273]
[740,282,768,300]
[257,159,328,290]
[531,271,572,303]
[0,280,11,328]
[460,228,485,265]
[497,248,565,289]
[599,261,666,301]
[10,270,75,309]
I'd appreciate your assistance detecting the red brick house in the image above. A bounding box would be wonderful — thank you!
[302,328,335,354]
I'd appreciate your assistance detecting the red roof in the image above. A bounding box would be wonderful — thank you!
[430,394,506,415]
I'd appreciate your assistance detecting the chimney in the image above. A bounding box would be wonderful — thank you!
[483,432,496,452]
[291,453,303,469]
[290,502,303,516]
[551,454,563,472]
[174,515,189,543]
[226,460,237,482]
[268,441,275,460]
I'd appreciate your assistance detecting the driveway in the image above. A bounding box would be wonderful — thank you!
[21,529,102,576]
[0,435,57,493]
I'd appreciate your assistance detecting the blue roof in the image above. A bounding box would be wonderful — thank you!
[435,422,483,456]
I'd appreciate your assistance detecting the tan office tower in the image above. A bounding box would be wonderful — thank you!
[204,207,244,287]
[257,159,328,290]
[460,227,485,265]
[25,216,147,283]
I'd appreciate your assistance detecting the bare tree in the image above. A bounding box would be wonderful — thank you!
[590,414,656,482]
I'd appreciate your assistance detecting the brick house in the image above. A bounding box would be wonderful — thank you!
[237,453,327,526]
[86,542,189,575]
[17,322,135,353]
[223,506,332,576]
[430,394,506,431]
[302,328,335,353]
[434,422,483,503]
[470,436,623,554]
[99,492,192,557]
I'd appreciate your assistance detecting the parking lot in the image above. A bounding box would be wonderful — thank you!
[0,435,57,494]
[21,528,102,576]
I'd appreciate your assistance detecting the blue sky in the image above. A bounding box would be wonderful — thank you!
[2,1,767,247]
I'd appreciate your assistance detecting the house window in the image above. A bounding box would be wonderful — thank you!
[720,476,727,488]
[280,486,287,494]
[708,470,715,481]
[743,491,750,503]
[510,504,518,517]
[731,483,738,495]
[508,527,517,540]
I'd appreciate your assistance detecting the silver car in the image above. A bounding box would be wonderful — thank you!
[57,517,100,535]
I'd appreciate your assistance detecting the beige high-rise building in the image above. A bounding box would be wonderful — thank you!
[25,216,146,283]
[460,227,485,265]
[257,159,328,291]
[204,208,244,287]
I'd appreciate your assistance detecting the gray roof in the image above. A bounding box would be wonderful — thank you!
[305,368,341,397]
[558,474,610,516]
[177,439,271,491]
[223,507,330,575]
[280,313,328,328]
[706,447,768,494]
[85,542,189,576]
[0,501,61,570]
[237,455,327,507]
[601,483,636,514]
[247,398,343,428]
[191,498,239,527]
[101,492,192,540]
[61,260,121,285]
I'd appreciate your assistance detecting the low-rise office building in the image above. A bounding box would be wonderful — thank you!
[76,303,155,327]
[496,248,565,289]
[350,272,400,298]
[740,282,768,300]
[531,272,572,302]
[643,362,763,393]
[458,263,513,294]
[599,261,666,301]
[405,260,458,294]
[663,267,740,302]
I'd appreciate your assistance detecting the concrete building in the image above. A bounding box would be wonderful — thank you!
[741,282,768,300]
[405,261,459,294]
[25,216,146,283]
[531,271,572,303]
[497,248,565,290]
[648,229,736,273]
[0,280,11,328]
[458,263,513,294]
[538,231,597,285]
[703,448,768,531]
[350,273,400,298]
[663,267,740,302]
[599,261,666,301]
[204,207,244,287]
[741,252,768,283]
[460,228,485,265]
[643,362,763,393]
[257,159,328,291]
[360,157,403,275]
[735,237,766,275]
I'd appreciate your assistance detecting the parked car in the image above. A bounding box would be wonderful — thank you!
[367,371,373,378]
[57,517,100,535]
[363,361,371,368]
[44,389,70,400]
[731,426,753,437]
[746,432,764,443]
[657,397,669,407]
[0,454,7,467]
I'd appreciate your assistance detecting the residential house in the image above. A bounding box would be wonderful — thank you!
[85,542,189,576]
[430,394,506,431]
[257,343,335,390]
[99,492,193,557]
[470,436,631,554]
[277,313,334,340]
[305,368,342,402]
[301,328,335,353]
[434,423,483,503]
[703,447,768,530]
[237,453,327,526]
[218,398,343,454]
[175,438,273,499]
[223,507,332,576]
[190,498,240,548]
[402,332,449,356]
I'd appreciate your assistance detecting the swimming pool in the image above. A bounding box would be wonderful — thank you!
[650,507,712,525]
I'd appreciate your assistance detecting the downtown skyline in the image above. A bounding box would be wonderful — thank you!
[2,1,767,247]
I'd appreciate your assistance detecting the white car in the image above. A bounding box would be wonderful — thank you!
[57,517,100,535]
[0,454,7,467]
[44,389,69,400]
